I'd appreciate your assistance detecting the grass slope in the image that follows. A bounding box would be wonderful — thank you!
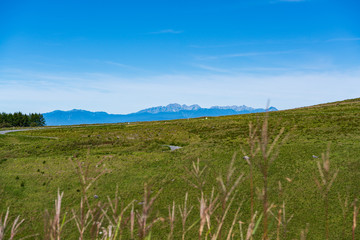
[0,98,360,239]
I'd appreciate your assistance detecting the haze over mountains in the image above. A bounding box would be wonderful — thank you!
[43,103,277,126]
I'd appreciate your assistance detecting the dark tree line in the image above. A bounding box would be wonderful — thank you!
[0,112,46,128]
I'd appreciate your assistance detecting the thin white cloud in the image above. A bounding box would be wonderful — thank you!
[192,64,231,73]
[149,29,183,34]
[189,43,242,49]
[236,67,291,72]
[192,64,291,73]
[105,61,140,70]
[196,50,298,60]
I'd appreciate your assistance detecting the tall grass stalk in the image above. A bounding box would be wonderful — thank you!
[167,201,175,240]
[44,189,72,240]
[198,188,219,239]
[243,111,290,240]
[216,152,244,238]
[242,112,290,240]
[184,158,207,191]
[136,183,164,239]
[211,193,237,240]
[299,223,309,240]
[314,145,339,240]
[338,194,349,239]
[70,153,111,239]
[72,198,92,239]
[244,211,262,240]
[353,198,359,240]
[241,121,260,234]
[0,208,25,240]
[178,192,193,240]
[269,201,293,240]
[247,121,260,221]
[226,206,241,240]
[100,187,134,239]
[130,204,135,239]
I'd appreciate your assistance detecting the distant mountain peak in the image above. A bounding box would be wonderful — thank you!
[210,105,252,111]
[138,103,201,114]
[267,106,277,111]
[138,103,277,114]
[210,105,277,112]
[69,109,88,112]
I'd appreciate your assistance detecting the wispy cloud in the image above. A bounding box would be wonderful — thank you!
[192,64,231,73]
[196,50,298,60]
[149,29,183,34]
[189,43,241,49]
[327,37,360,42]
[237,67,291,72]
[105,61,141,71]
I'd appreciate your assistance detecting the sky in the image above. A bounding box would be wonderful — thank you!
[1,0,359,114]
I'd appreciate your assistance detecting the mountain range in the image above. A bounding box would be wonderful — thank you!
[43,103,277,126]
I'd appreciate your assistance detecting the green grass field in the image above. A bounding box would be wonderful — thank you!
[1,98,360,239]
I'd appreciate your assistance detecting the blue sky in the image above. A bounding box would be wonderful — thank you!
[1,0,359,113]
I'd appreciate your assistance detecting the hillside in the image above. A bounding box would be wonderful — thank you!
[0,98,359,239]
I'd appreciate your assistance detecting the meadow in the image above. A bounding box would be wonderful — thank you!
[0,98,359,239]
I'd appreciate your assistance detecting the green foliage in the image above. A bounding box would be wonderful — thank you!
[0,112,45,128]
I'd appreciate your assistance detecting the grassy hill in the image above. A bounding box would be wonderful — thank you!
[0,98,359,239]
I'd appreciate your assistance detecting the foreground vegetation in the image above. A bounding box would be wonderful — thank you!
[0,98,360,239]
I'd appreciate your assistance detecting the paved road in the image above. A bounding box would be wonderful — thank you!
[0,128,59,139]
[0,129,33,135]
